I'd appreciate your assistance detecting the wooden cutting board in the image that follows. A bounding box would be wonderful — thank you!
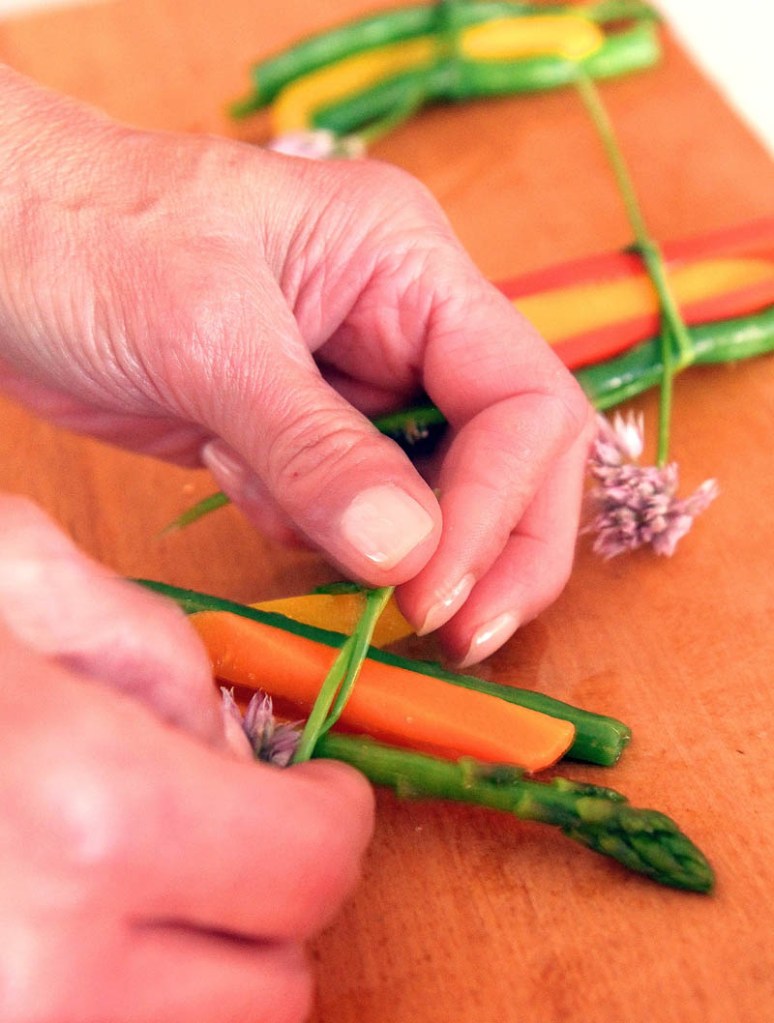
[1,2,773,1021]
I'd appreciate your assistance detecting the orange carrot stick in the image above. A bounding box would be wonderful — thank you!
[191,610,574,773]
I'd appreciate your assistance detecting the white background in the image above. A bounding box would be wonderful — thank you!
[0,0,772,152]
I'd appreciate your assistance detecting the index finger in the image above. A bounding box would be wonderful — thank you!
[398,270,592,649]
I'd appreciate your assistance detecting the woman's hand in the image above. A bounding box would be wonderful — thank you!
[0,495,373,1023]
[0,66,594,666]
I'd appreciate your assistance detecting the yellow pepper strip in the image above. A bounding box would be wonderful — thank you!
[271,14,604,134]
[460,14,604,63]
[251,591,414,648]
[272,37,435,134]
[517,257,774,345]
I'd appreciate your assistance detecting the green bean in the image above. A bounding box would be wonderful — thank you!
[576,304,774,409]
[310,20,661,135]
[233,1,659,118]
[234,2,548,114]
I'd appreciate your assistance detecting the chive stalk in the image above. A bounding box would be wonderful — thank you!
[293,586,394,761]
[572,69,695,465]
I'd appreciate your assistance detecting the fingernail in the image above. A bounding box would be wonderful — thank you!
[416,573,476,636]
[222,710,254,759]
[340,485,435,570]
[202,439,248,487]
[456,612,518,669]
[201,439,265,504]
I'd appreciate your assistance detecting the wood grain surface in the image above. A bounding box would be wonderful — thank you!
[1,2,773,1021]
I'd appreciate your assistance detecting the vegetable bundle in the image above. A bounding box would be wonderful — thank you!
[232,0,662,137]
[377,218,774,449]
[500,218,774,371]
[141,579,631,770]
[140,580,714,891]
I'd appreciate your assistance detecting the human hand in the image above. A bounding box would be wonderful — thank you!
[0,495,374,1023]
[0,67,594,666]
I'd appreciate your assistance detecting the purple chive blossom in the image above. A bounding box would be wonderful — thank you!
[585,412,719,559]
[221,688,301,767]
[266,130,365,160]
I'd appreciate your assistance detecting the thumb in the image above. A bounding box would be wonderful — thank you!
[0,494,229,749]
[198,336,440,584]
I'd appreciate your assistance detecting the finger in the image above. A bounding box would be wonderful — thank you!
[397,271,593,637]
[0,494,226,749]
[155,759,374,939]
[3,642,372,967]
[177,273,441,585]
[201,439,312,549]
[16,908,310,1023]
[117,926,312,1023]
[433,424,593,666]
[127,734,375,941]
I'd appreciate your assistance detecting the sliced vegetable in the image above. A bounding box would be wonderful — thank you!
[236,1,549,112]
[233,1,659,118]
[498,217,774,369]
[137,580,632,767]
[461,14,603,62]
[576,303,774,409]
[270,37,435,134]
[190,607,574,772]
[252,590,413,647]
[278,19,659,137]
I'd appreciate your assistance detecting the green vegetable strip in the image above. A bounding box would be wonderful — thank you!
[576,304,774,409]
[318,586,394,736]
[235,2,558,114]
[311,21,661,136]
[234,0,659,116]
[573,69,696,466]
[137,579,631,767]
[294,585,394,762]
[313,732,715,892]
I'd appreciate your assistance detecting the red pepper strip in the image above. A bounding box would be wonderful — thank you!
[544,271,774,370]
[500,217,774,296]
[496,217,774,369]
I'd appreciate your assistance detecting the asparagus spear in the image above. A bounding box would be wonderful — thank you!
[314,732,715,893]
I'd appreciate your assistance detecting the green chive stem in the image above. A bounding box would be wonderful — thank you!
[573,69,695,465]
[293,586,394,761]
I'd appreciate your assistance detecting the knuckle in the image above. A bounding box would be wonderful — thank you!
[551,372,596,440]
[327,159,451,244]
[345,158,432,206]
[37,759,131,882]
[265,404,378,499]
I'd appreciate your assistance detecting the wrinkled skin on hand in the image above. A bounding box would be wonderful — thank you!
[0,495,373,1023]
[0,66,593,668]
